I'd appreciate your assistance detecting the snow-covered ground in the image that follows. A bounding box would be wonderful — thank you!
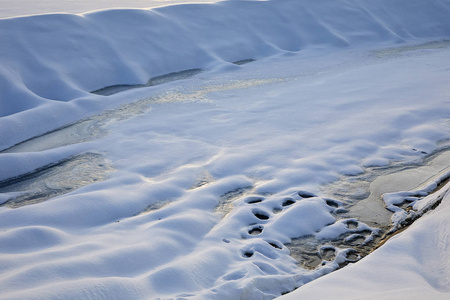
[1,0,450,299]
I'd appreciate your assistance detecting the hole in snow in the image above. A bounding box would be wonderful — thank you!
[319,246,336,261]
[272,207,282,214]
[345,250,359,262]
[282,198,296,206]
[245,196,264,204]
[253,209,270,220]
[297,191,316,198]
[346,220,359,230]
[242,251,254,258]
[248,225,263,235]
[267,241,282,249]
[325,199,340,208]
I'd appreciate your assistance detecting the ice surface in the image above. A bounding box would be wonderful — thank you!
[1,0,450,299]
[280,183,450,300]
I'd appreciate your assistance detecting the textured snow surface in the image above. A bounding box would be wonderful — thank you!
[1,0,450,299]
[2,0,450,146]
[280,184,450,300]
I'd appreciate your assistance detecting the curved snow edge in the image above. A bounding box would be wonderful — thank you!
[1,0,450,147]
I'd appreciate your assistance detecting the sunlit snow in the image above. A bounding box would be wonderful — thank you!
[1,0,450,299]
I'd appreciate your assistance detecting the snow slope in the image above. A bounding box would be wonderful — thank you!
[2,0,450,149]
[1,0,450,299]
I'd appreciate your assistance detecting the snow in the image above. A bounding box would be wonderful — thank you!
[0,0,218,19]
[1,0,450,299]
[279,183,450,300]
[383,170,450,225]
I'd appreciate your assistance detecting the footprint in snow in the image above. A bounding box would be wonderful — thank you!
[248,225,264,235]
[297,191,317,198]
[240,239,282,259]
[244,196,264,204]
[252,208,270,221]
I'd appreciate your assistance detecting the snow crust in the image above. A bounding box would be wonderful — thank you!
[1,0,450,299]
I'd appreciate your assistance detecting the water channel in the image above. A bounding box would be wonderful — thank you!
[285,146,450,269]
[0,63,449,275]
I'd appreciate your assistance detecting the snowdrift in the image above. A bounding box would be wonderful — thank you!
[1,0,450,149]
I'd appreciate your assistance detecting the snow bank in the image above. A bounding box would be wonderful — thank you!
[2,0,450,149]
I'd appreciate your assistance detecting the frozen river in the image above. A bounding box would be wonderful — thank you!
[1,39,450,298]
[1,1,450,298]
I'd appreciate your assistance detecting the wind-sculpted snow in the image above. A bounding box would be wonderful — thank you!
[1,0,450,148]
[1,0,450,299]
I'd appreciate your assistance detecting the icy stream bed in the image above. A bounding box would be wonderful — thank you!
[0,40,450,299]
[289,147,450,269]
[1,1,450,295]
